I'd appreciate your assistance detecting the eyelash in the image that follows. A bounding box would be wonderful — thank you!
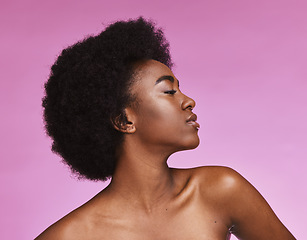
[164,90,177,95]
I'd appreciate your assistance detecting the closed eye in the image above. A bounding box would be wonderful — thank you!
[164,90,177,95]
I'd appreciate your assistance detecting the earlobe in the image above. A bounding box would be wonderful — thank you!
[124,121,136,133]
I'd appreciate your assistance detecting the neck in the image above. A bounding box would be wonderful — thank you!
[107,138,175,212]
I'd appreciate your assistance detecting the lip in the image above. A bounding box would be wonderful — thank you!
[186,113,200,129]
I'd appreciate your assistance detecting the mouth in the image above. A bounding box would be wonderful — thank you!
[186,113,200,129]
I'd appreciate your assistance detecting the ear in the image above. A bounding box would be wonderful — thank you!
[111,108,136,133]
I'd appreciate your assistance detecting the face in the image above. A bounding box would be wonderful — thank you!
[126,60,200,154]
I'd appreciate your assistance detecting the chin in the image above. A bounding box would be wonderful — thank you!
[178,135,200,151]
[189,138,200,149]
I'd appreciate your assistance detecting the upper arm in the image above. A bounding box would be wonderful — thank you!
[219,167,295,240]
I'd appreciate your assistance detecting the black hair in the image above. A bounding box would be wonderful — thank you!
[42,17,173,181]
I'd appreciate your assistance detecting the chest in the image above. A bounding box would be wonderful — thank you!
[95,205,231,240]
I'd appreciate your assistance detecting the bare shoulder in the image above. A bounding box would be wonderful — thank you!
[173,166,270,210]
[173,166,295,239]
[194,165,249,192]
[171,165,246,195]
[34,192,112,240]
[35,208,90,240]
[190,165,243,181]
[172,166,295,239]
[171,165,240,178]
[170,165,250,212]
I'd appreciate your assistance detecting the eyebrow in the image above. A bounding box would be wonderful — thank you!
[155,75,180,87]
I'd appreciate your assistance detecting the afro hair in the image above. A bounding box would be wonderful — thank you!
[42,17,173,181]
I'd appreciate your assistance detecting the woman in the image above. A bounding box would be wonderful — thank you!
[37,17,295,239]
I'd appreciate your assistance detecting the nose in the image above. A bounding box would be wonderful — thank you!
[181,93,196,110]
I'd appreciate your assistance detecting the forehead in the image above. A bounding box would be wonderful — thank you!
[133,60,175,87]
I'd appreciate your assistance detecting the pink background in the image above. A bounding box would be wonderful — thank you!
[1,0,306,239]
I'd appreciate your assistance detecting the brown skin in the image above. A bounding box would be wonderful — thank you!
[36,60,295,240]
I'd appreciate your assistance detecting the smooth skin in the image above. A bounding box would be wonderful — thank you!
[36,60,295,240]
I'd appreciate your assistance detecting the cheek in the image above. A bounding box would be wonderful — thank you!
[138,100,177,126]
[133,96,199,148]
[137,102,189,135]
[135,102,199,150]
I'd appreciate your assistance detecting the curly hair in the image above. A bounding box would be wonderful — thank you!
[42,17,173,181]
